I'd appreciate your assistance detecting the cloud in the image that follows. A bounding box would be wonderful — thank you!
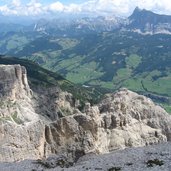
[12,0,21,7]
[0,0,44,16]
[80,0,131,15]
[0,0,171,16]
[81,0,171,16]
[26,1,43,15]
[66,4,81,13]
[145,0,171,14]
[48,1,64,12]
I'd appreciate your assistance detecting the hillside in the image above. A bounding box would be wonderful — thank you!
[0,56,102,105]
[1,31,171,110]
[0,8,171,112]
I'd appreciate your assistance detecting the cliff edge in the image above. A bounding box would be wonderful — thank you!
[0,65,171,164]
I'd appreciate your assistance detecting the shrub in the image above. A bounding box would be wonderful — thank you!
[146,159,164,167]
[108,167,122,171]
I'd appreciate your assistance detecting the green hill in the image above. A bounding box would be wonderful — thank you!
[0,30,171,113]
[0,56,103,107]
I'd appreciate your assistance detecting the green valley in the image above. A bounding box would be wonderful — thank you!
[0,21,171,113]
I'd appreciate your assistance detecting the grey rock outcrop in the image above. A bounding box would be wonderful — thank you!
[97,88,171,150]
[0,65,171,164]
[0,65,31,100]
[0,65,46,162]
[0,65,39,122]
[0,121,45,162]
[31,86,79,121]
[0,64,82,162]
[43,89,171,160]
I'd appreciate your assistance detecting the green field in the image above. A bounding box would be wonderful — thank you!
[0,30,171,113]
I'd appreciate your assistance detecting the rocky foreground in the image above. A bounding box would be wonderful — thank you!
[1,142,171,171]
[0,65,171,170]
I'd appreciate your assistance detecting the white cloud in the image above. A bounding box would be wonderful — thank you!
[48,1,64,12]
[80,0,131,15]
[0,5,18,15]
[12,0,21,7]
[0,0,171,16]
[66,4,81,13]
[26,1,43,15]
[82,0,171,16]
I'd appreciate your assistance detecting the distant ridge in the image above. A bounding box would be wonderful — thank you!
[127,7,171,34]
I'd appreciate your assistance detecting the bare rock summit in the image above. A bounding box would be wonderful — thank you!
[0,65,171,165]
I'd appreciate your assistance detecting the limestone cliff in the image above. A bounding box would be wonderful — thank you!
[0,65,171,163]
[0,65,44,162]
[0,65,31,100]
[43,89,171,160]
[0,65,38,122]
[0,65,79,162]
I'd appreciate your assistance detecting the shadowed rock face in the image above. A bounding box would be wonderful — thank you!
[127,7,171,34]
[0,65,171,163]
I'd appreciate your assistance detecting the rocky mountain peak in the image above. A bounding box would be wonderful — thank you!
[0,65,31,100]
[127,7,171,34]
[0,65,171,165]
[132,6,143,14]
[129,7,152,19]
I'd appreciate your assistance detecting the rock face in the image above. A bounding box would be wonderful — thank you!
[98,89,171,149]
[0,121,45,162]
[0,65,45,162]
[0,65,171,163]
[127,7,171,34]
[0,65,80,162]
[0,65,38,122]
[0,65,31,100]
[43,89,171,161]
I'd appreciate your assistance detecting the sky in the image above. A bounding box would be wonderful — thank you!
[0,0,171,17]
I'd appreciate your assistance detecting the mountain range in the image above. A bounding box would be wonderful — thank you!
[30,7,171,35]
[0,7,171,113]
[1,7,171,170]
[1,7,171,34]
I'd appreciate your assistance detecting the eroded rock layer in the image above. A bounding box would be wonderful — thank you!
[0,65,171,163]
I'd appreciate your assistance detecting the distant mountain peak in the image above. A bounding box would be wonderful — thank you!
[128,7,171,35]
[134,6,142,12]
[129,7,153,19]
